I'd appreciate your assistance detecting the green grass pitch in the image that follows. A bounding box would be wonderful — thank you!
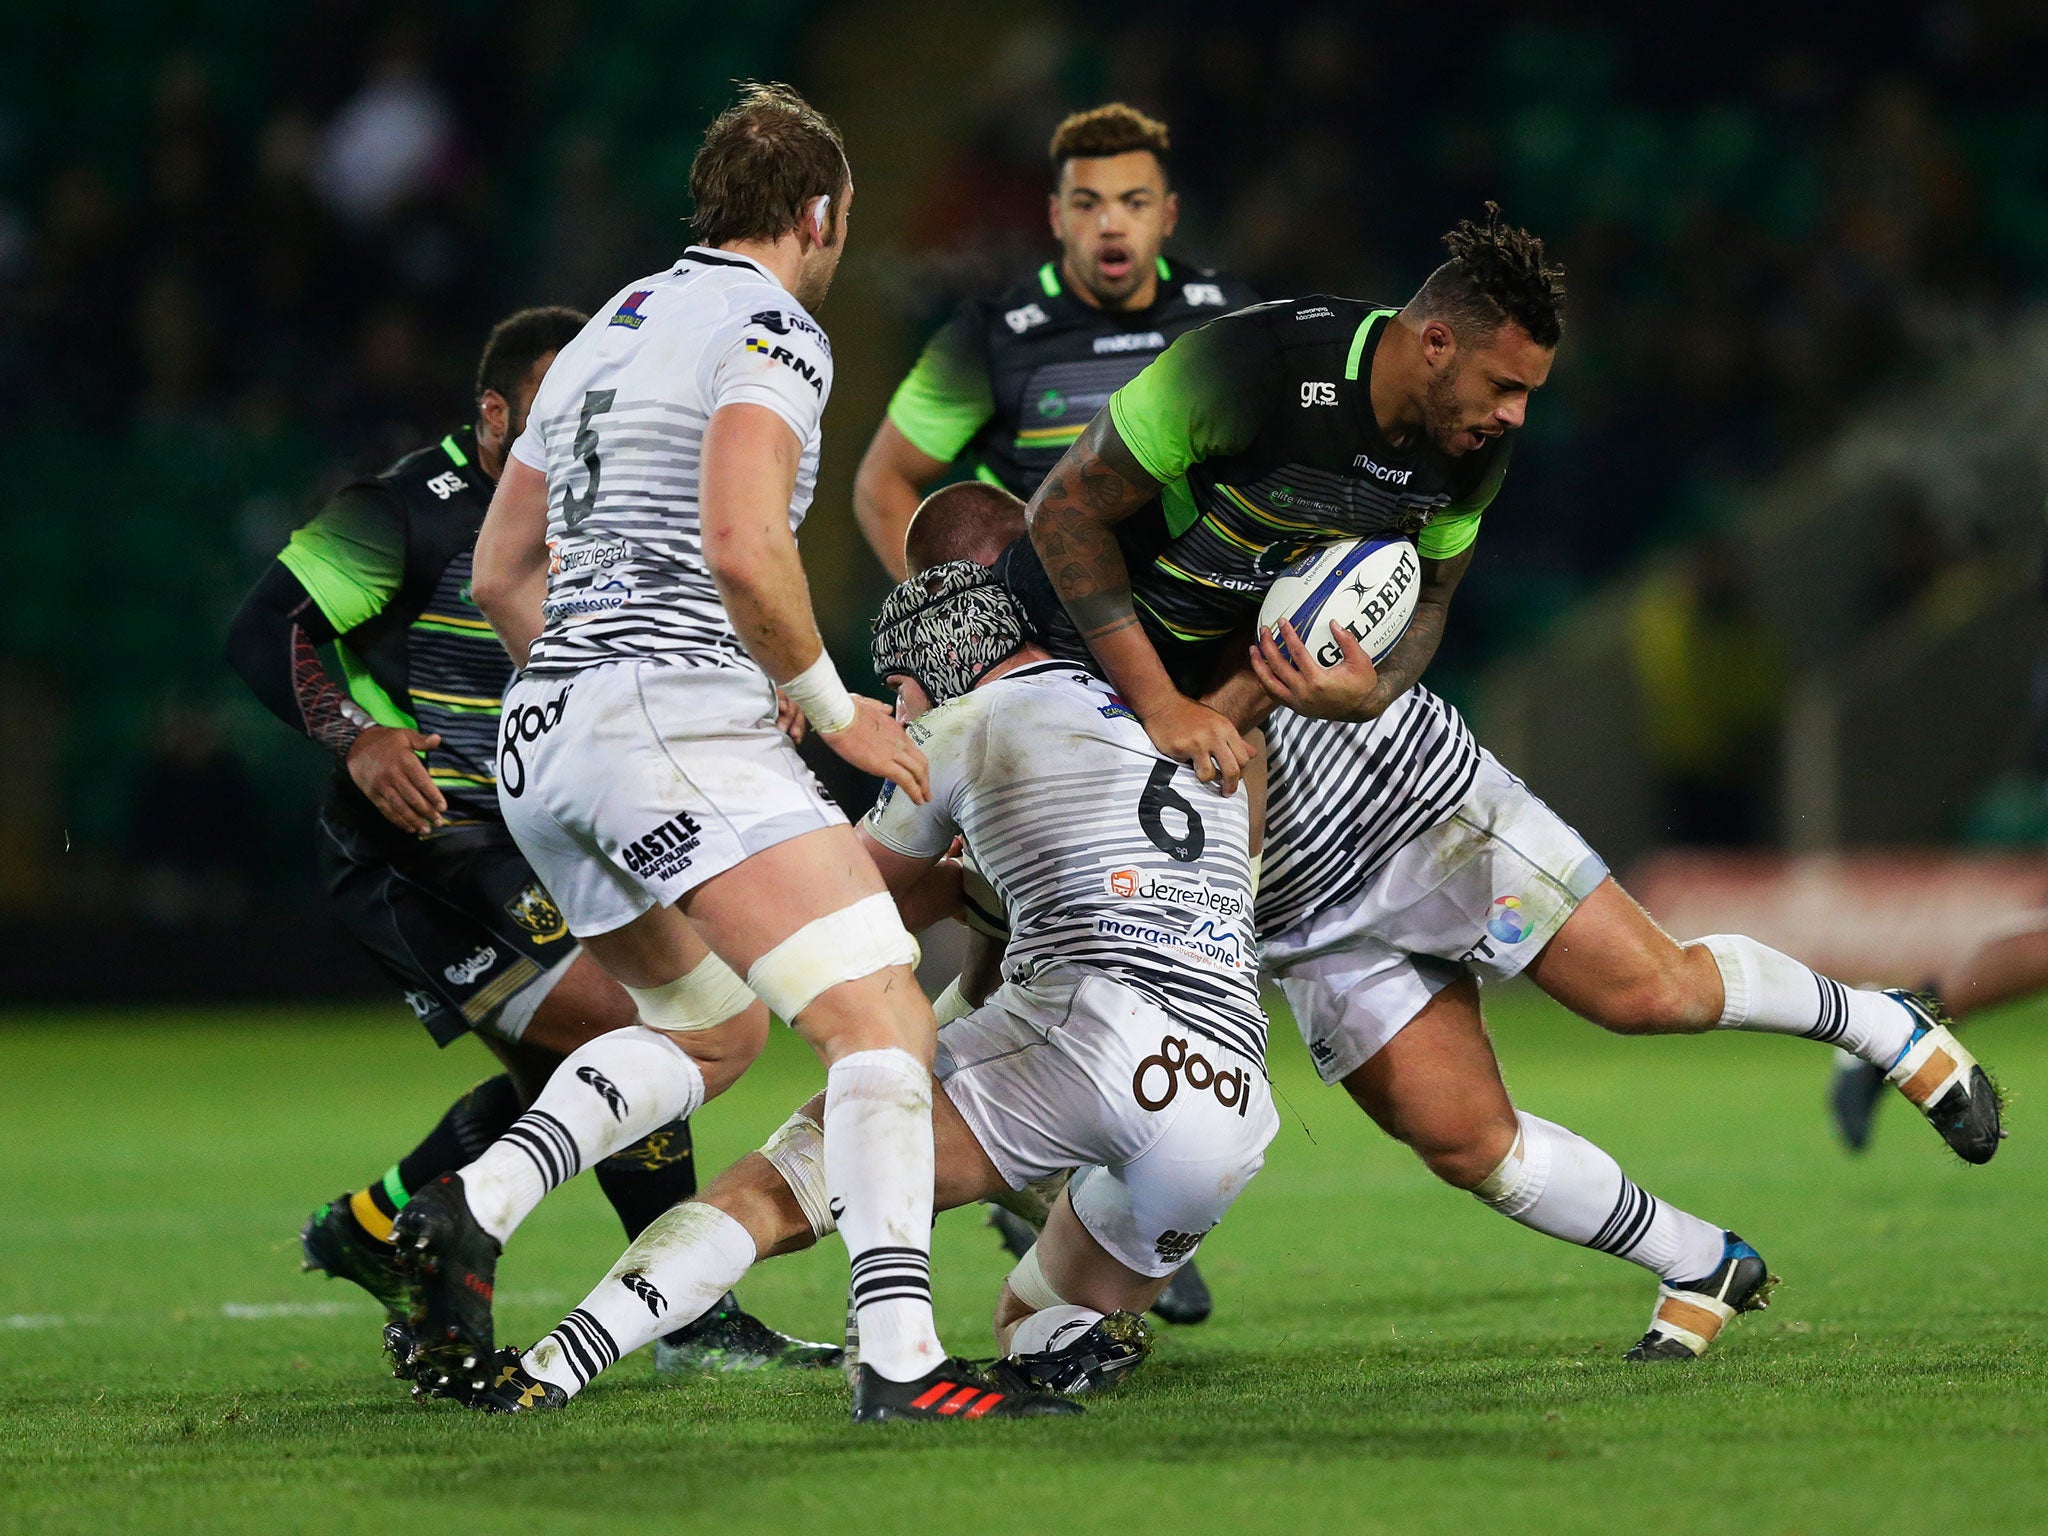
[1,988,2042,1536]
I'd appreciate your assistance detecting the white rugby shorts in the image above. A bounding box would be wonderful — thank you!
[1264,749,1609,1085]
[496,660,845,937]
[934,969,1278,1278]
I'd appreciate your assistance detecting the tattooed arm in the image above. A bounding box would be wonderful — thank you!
[1026,412,1254,791]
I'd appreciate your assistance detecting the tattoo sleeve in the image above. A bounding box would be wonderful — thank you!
[1025,413,1161,640]
[290,621,372,758]
[226,561,370,760]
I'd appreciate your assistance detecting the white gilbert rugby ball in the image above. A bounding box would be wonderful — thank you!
[1257,537,1420,668]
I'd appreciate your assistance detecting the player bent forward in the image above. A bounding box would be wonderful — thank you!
[473,561,1278,1415]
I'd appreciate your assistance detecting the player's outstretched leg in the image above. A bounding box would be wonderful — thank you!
[475,1098,1078,1419]
[1339,978,1775,1360]
[394,1019,723,1392]
[1528,882,2005,1164]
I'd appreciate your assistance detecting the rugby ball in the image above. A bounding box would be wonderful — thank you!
[1257,537,1419,668]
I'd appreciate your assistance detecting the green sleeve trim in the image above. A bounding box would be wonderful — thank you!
[973,463,1006,488]
[1345,308,1397,381]
[335,642,417,730]
[1038,263,1062,297]
[1106,318,1273,487]
[1417,509,1482,560]
[440,434,469,468]
[278,491,405,635]
[886,319,995,464]
[1161,478,1201,539]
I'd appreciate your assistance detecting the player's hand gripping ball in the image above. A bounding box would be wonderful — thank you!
[1256,537,1420,669]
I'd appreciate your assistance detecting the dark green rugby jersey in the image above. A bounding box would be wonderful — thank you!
[1005,297,1512,687]
[886,256,1259,498]
[278,428,509,820]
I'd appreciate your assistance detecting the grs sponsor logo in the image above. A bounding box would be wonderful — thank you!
[444,946,498,986]
[577,1065,629,1120]
[618,1271,667,1316]
[1094,330,1164,354]
[403,989,437,1020]
[750,309,831,355]
[1004,302,1050,333]
[1315,545,1419,666]
[1300,381,1338,407]
[743,336,825,394]
[426,471,467,500]
[620,813,703,883]
[1351,453,1413,485]
[1102,867,1248,918]
[1294,305,1335,321]
[1132,1033,1251,1117]
[1182,283,1226,306]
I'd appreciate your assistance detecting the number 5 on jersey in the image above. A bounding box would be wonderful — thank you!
[561,389,616,530]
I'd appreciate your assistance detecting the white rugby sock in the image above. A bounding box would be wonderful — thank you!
[1698,934,1916,1068]
[1008,1303,1104,1356]
[524,1201,756,1399]
[460,1026,706,1243]
[827,1048,945,1382]
[1474,1112,1727,1284]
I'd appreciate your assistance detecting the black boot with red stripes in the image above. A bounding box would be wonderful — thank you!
[850,1357,1083,1422]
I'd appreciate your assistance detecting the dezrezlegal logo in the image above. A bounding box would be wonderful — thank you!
[1486,895,1528,944]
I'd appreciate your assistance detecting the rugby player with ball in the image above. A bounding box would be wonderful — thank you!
[1002,205,2003,1359]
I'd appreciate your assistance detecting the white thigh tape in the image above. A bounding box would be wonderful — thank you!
[1005,1244,1067,1313]
[758,1111,833,1237]
[625,952,755,1033]
[745,892,918,1022]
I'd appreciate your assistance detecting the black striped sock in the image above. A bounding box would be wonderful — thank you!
[501,1109,581,1192]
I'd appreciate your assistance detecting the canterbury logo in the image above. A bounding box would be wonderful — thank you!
[619,1271,667,1317]
[576,1066,628,1120]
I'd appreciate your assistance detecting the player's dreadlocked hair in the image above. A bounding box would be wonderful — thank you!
[1410,202,1565,349]
[1048,103,1172,184]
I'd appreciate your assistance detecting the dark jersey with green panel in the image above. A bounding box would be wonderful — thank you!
[887,256,1259,498]
[1001,297,1513,692]
[279,428,508,821]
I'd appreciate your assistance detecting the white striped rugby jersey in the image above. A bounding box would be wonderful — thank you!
[1256,685,1482,940]
[864,661,1270,1069]
[509,247,833,675]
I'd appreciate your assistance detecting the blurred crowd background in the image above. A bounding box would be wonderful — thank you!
[2,0,2044,994]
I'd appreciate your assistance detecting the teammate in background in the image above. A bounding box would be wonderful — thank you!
[1009,209,2003,1352]
[225,309,830,1378]
[854,103,1256,581]
[398,84,1064,1423]
[473,548,1274,1415]
[855,101,1253,1324]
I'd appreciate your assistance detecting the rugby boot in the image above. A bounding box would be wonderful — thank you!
[1625,1232,1777,1361]
[1828,1049,1888,1153]
[1151,1260,1213,1326]
[300,1195,410,1320]
[652,1291,844,1374]
[988,1311,1152,1397]
[851,1357,1084,1422]
[470,1348,569,1415]
[383,1322,429,1384]
[391,1172,501,1397]
[1881,990,2004,1164]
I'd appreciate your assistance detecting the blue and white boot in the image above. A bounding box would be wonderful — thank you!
[1625,1232,1777,1361]
[1882,990,2004,1165]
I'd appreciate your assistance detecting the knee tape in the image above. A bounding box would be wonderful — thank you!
[1004,1243,1067,1313]
[745,892,919,1022]
[625,952,754,1033]
[758,1111,833,1237]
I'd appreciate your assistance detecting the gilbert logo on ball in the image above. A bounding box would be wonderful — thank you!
[1257,537,1420,668]
[1487,895,1528,944]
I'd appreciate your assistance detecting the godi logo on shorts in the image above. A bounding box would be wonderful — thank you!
[1132,1035,1250,1116]
[1487,895,1529,944]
